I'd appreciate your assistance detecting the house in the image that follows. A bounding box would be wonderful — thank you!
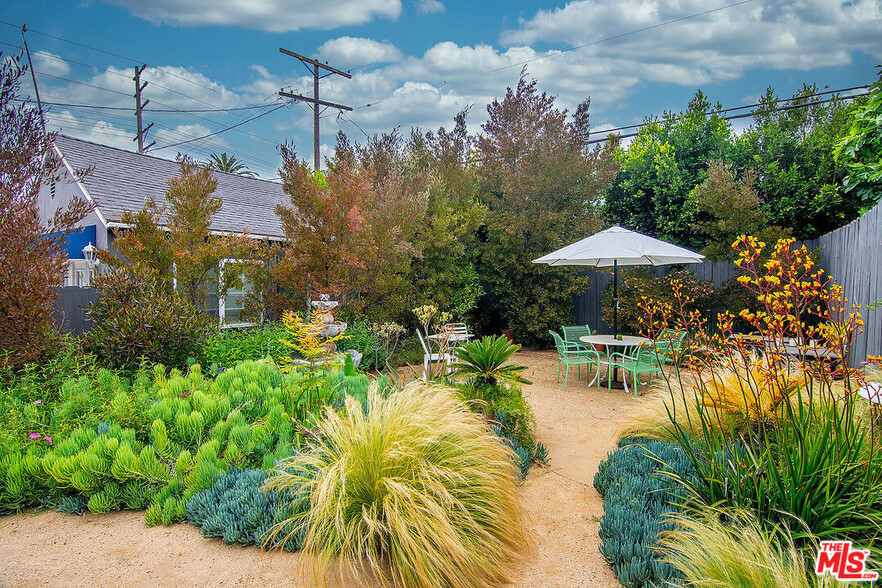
[40,135,288,326]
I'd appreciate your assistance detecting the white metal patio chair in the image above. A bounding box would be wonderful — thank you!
[415,329,456,380]
[442,322,473,349]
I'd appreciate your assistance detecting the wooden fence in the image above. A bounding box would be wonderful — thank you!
[573,201,882,366]
[53,286,99,335]
[817,201,882,366]
[572,260,734,335]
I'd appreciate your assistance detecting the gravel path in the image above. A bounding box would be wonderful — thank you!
[0,350,626,587]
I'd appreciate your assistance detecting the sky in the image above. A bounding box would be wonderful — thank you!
[2,0,880,180]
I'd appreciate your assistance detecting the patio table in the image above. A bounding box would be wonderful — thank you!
[428,333,474,344]
[857,383,882,404]
[580,334,652,389]
[428,332,474,359]
[728,334,841,364]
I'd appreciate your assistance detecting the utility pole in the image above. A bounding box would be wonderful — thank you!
[133,65,155,153]
[21,25,46,136]
[278,48,352,171]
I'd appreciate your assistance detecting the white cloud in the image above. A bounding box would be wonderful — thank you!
[33,51,70,77]
[99,0,402,32]
[151,123,225,153]
[46,0,880,177]
[500,0,882,87]
[416,0,445,15]
[41,64,243,112]
[316,37,403,67]
[48,110,135,151]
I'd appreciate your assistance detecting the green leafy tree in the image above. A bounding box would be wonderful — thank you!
[103,158,248,310]
[208,152,256,178]
[604,91,732,248]
[731,84,858,239]
[407,109,486,319]
[689,160,790,261]
[834,70,882,213]
[476,72,619,346]
[0,52,93,368]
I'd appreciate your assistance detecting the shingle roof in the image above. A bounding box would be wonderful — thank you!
[54,135,287,239]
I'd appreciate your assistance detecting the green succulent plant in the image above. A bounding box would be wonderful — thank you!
[450,335,532,386]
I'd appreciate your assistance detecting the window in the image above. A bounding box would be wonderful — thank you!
[218,260,257,328]
[65,260,93,287]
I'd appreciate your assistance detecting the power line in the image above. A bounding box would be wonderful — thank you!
[0,38,230,110]
[11,96,280,113]
[0,19,222,95]
[585,91,871,145]
[158,103,287,149]
[27,63,285,146]
[15,88,284,166]
[1,25,282,147]
[48,117,279,171]
[591,83,872,137]
[491,0,758,73]
[336,112,370,139]
[33,70,132,97]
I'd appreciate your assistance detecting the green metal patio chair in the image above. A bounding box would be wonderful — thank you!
[607,345,664,398]
[649,328,687,365]
[562,324,608,359]
[561,325,593,344]
[550,330,602,391]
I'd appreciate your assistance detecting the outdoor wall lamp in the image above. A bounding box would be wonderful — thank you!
[82,243,100,268]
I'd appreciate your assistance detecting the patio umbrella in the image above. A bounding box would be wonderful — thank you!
[533,225,705,337]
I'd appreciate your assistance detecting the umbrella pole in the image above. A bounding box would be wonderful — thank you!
[613,260,618,339]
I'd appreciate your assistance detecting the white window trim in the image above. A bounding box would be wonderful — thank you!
[65,259,94,287]
[218,258,259,329]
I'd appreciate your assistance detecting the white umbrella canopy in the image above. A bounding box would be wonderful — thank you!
[533,225,705,337]
[533,225,705,267]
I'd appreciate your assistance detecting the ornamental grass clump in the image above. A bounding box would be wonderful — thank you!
[658,509,837,588]
[263,381,530,588]
[618,355,815,442]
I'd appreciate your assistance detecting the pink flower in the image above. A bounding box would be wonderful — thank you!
[29,433,41,440]
[44,437,52,443]
[34,400,42,404]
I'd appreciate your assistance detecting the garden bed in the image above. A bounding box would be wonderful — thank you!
[0,350,627,588]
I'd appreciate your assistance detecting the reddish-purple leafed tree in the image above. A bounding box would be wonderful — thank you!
[0,52,93,368]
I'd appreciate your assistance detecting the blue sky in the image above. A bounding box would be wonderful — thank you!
[2,0,879,179]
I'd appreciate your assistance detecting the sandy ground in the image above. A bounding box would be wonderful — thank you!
[0,350,631,588]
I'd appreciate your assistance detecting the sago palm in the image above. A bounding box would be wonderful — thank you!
[451,335,532,386]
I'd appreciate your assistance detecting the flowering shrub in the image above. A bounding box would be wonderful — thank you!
[630,236,882,559]
[602,269,715,335]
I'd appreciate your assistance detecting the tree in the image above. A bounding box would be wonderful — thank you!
[688,160,790,261]
[834,70,882,213]
[603,91,731,248]
[0,52,93,368]
[406,109,486,319]
[104,158,248,310]
[208,152,256,177]
[475,72,619,345]
[274,134,426,321]
[732,84,859,239]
